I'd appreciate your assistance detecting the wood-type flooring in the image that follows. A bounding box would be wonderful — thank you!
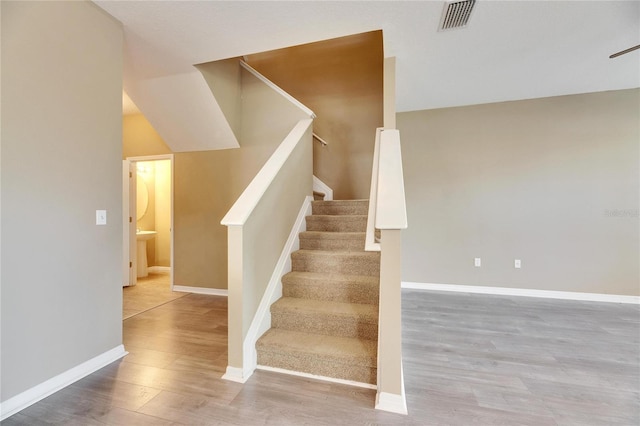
[3,290,638,425]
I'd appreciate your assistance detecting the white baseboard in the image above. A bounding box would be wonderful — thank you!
[221,366,251,384]
[173,285,228,296]
[375,391,408,415]
[0,345,127,421]
[148,266,170,274]
[313,175,333,200]
[402,282,640,304]
[256,365,377,390]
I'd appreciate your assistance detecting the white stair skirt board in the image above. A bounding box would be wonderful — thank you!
[148,266,170,274]
[257,365,377,390]
[0,345,127,421]
[222,196,313,384]
[172,285,228,296]
[402,282,640,305]
[312,176,333,200]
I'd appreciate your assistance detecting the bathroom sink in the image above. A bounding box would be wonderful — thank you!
[136,230,157,241]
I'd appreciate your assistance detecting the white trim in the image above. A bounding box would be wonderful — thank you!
[230,196,313,384]
[148,266,170,274]
[0,345,127,421]
[221,119,313,226]
[256,365,377,390]
[173,285,228,296]
[240,61,315,119]
[375,392,408,415]
[312,175,333,200]
[402,282,640,304]
[221,366,250,384]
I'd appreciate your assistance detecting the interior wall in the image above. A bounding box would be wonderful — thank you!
[1,0,123,401]
[173,65,310,289]
[398,89,639,296]
[123,113,172,159]
[196,57,242,143]
[154,160,171,267]
[246,30,384,200]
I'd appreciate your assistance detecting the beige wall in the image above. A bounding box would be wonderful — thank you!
[173,65,310,289]
[247,31,383,200]
[1,0,123,400]
[154,159,171,267]
[123,113,172,159]
[196,58,242,142]
[398,89,640,296]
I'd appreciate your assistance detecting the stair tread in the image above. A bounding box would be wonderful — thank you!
[307,215,368,219]
[257,329,377,364]
[300,231,365,239]
[283,271,379,284]
[272,297,378,320]
[293,249,378,257]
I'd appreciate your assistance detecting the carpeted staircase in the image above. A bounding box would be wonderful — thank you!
[256,199,380,385]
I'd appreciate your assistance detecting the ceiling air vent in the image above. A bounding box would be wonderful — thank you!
[439,0,476,31]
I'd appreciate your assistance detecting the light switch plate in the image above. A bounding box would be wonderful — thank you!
[96,210,107,225]
[515,259,521,269]
[474,258,481,267]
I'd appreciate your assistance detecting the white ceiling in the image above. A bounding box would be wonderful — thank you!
[97,0,639,113]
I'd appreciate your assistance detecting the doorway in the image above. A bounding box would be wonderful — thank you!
[123,154,183,319]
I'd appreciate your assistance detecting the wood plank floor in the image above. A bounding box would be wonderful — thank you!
[123,271,187,320]
[3,290,638,425]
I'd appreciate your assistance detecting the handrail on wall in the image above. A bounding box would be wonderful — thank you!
[312,133,328,146]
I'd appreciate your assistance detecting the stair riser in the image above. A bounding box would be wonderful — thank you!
[299,236,365,251]
[256,350,376,385]
[282,282,379,305]
[271,311,378,340]
[306,217,367,232]
[312,202,368,216]
[292,254,380,276]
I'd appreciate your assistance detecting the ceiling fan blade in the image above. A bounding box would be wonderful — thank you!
[609,44,640,59]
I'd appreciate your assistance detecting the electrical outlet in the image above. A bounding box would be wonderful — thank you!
[515,259,521,269]
[474,258,481,267]
[96,210,107,225]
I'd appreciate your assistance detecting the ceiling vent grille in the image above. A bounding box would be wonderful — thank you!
[439,0,476,31]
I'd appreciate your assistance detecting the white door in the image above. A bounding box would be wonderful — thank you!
[122,160,137,286]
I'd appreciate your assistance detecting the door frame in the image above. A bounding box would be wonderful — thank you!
[124,154,175,289]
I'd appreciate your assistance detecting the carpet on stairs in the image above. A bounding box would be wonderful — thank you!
[256,199,379,385]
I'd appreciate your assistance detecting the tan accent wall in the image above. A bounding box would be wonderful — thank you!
[246,30,383,200]
[1,0,123,400]
[154,159,171,267]
[398,89,640,296]
[123,113,172,159]
[173,66,310,289]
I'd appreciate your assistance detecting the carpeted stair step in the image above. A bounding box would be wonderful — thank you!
[282,271,379,304]
[312,199,368,216]
[299,231,365,251]
[256,329,377,384]
[306,215,367,232]
[291,249,380,276]
[271,297,378,340]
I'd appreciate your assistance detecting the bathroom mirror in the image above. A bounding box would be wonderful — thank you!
[136,175,149,220]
